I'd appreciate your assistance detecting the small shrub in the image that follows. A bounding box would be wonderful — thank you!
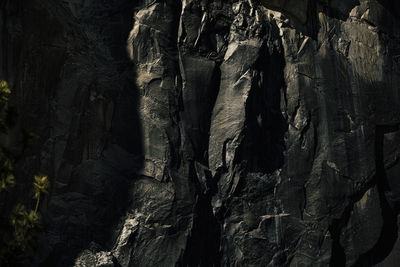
[0,80,50,266]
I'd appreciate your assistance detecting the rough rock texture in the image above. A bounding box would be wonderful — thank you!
[1,0,400,266]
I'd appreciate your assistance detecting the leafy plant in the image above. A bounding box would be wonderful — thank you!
[0,80,50,265]
[33,175,49,212]
[0,80,12,133]
[0,80,11,102]
[10,204,39,250]
[0,160,15,192]
[0,173,15,191]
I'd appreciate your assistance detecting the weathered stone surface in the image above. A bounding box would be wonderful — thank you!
[74,242,117,267]
[1,0,400,266]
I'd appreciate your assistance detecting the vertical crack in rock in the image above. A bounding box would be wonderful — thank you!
[241,41,287,174]
[329,209,350,266]
[177,0,227,264]
[353,125,399,266]
[181,162,222,266]
[328,124,400,267]
[328,179,378,267]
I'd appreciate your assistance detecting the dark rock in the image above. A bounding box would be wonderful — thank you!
[1,0,400,266]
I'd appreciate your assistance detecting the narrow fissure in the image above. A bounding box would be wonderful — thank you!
[240,38,287,174]
[353,125,399,266]
[181,162,221,267]
[177,2,223,265]
[179,62,222,267]
[329,205,352,266]
[329,125,400,267]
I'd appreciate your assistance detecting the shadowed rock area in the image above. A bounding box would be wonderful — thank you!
[1,0,400,266]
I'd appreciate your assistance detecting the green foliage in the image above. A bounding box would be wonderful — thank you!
[0,80,11,133]
[0,173,15,191]
[0,80,11,103]
[10,204,40,250]
[0,175,48,265]
[0,80,50,266]
[33,175,49,214]
[1,160,15,192]
[33,175,49,200]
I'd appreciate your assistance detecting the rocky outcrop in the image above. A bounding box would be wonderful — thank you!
[1,0,400,266]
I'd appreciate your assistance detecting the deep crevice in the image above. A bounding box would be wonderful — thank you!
[329,125,400,267]
[180,162,221,267]
[179,61,222,267]
[353,125,399,267]
[329,203,352,266]
[240,37,287,174]
[177,2,223,265]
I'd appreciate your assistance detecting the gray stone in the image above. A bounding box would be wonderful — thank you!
[1,0,400,266]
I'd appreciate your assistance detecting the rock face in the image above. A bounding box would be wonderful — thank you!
[1,0,400,266]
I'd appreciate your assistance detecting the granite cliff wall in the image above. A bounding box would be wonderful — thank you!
[1,0,400,266]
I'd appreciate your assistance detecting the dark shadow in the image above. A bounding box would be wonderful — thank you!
[268,0,360,41]
[240,27,288,174]
[376,0,400,18]
[22,1,145,266]
[324,0,360,21]
[181,163,221,267]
